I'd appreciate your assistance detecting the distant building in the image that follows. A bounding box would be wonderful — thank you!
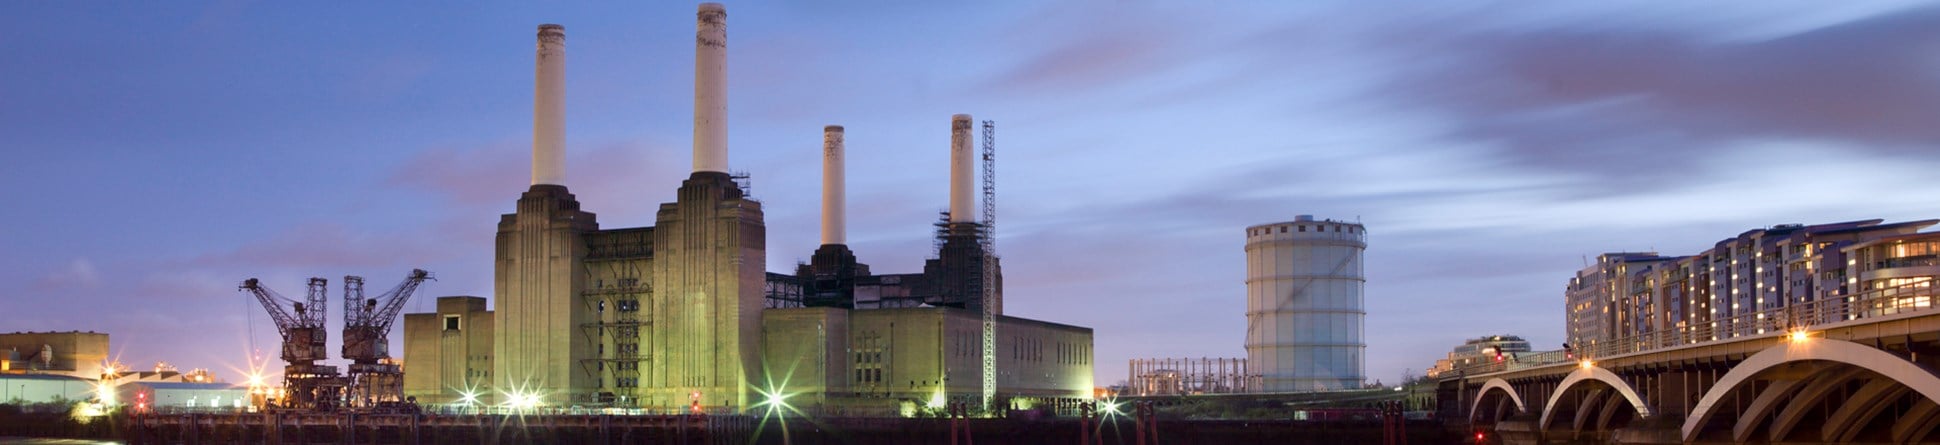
[1564,219,1937,352]
[114,381,249,410]
[1426,335,1530,379]
[1125,357,1250,396]
[0,374,96,404]
[2,365,235,406]
[0,331,109,378]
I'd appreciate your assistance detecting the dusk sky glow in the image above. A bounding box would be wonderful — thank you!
[5,2,1940,386]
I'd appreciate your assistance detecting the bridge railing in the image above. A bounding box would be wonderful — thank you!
[1577,277,1937,361]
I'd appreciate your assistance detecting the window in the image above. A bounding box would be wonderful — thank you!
[444,315,460,331]
[1298,226,1306,232]
[1280,226,1287,233]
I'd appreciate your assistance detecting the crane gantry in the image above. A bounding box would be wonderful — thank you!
[342,269,433,410]
[241,268,430,412]
[242,277,343,411]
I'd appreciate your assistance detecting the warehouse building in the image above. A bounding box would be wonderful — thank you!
[0,331,109,379]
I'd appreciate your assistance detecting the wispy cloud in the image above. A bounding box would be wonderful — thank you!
[34,258,102,291]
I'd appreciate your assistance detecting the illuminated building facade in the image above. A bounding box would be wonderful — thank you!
[759,307,1093,414]
[0,331,108,378]
[401,4,1094,412]
[1565,219,1940,351]
[1425,335,1530,379]
[401,296,494,404]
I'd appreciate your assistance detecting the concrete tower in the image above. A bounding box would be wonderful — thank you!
[646,2,767,409]
[800,125,866,308]
[1245,215,1366,391]
[495,24,601,404]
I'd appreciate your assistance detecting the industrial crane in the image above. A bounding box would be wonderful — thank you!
[241,277,344,411]
[341,269,432,410]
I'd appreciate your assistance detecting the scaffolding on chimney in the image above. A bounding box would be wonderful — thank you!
[978,120,997,412]
[730,170,754,199]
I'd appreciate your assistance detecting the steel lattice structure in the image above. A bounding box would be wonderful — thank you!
[980,120,997,411]
[342,269,432,410]
[242,277,343,411]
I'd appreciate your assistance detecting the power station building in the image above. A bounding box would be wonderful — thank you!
[1245,215,1367,392]
[402,4,1092,413]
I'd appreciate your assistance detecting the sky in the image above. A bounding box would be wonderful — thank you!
[4,1,1940,387]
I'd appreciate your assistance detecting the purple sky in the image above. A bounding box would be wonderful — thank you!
[5,2,1940,387]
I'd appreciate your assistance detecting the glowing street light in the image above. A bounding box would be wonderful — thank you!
[95,382,116,406]
[1789,329,1811,343]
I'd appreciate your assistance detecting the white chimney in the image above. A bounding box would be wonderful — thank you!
[822,125,845,245]
[693,3,729,173]
[532,24,566,186]
[949,114,975,223]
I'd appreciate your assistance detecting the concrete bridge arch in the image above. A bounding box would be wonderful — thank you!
[1466,378,1525,423]
[1681,338,1940,443]
[1536,366,1650,432]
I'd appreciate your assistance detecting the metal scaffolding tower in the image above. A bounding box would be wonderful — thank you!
[980,120,997,412]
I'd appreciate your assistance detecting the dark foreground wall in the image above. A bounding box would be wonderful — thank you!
[0,410,1448,445]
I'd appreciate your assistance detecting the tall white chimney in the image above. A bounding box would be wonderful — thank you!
[532,24,566,186]
[822,125,845,245]
[949,114,975,223]
[693,3,729,173]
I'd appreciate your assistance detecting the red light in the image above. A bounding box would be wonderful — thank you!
[1476,431,1486,441]
[1494,355,1503,362]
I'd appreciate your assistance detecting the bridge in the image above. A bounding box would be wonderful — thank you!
[1443,279,1940,444]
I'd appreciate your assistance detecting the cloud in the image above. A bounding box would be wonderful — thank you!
[34,258,102,290]
[385,141,528,206]
[182,223,459,270]
[1378,6,1940,182]
[383,139,685,219]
